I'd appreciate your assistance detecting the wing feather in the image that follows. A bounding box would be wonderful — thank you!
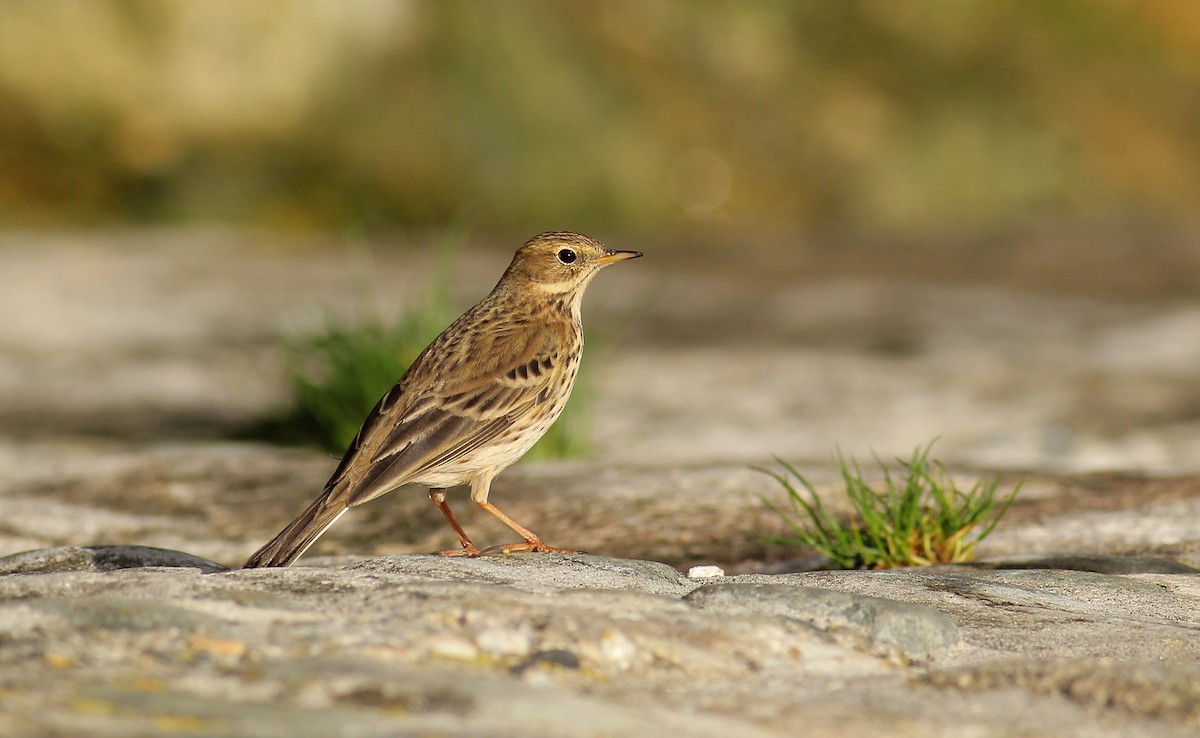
[326,318,568,508]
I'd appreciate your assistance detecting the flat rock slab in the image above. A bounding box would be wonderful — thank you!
[3,440,1200,574]
[6,229,1200,472]
[685,582,961,662]
[0,544,226,575]
[0,547,1198,737]
[3,231,1200,735]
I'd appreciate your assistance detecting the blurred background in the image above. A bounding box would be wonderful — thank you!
[4,0,1200,238]
[4,0,1200,473]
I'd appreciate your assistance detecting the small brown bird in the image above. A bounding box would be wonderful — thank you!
[244,232,641,568]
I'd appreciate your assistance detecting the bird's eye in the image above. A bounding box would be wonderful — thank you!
[556,248,577,265]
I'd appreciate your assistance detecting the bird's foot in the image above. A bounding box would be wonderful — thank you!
[434,543,482,557]
[483,540,581,555]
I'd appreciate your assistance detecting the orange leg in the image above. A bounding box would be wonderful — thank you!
[477,500,579,555]
[429,489,481,557]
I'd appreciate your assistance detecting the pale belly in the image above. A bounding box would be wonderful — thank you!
[408,386,573,489]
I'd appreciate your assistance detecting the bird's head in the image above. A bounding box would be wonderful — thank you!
[501,232,642,296]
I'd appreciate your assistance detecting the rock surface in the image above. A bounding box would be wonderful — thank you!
[6,228,1200,472]
[2,229,1200,735]
[0,547,1198,737]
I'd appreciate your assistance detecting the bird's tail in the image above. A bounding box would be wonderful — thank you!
[242,491,348,568]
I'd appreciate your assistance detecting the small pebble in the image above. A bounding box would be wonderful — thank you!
[686,565,725,579]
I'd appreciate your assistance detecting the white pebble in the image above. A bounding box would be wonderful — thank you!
[687,565,725,579]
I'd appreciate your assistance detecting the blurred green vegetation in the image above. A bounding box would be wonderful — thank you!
[2,1,1199,233]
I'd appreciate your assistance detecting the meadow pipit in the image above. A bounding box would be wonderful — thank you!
[244,232,641,567]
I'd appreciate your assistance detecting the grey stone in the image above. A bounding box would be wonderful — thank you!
[0,549,1197,737]
[30,594,224,631]
[685,581,960,661]
[0,552,883,738]
[975,554,1200,575]
[922,658,1200,725]
[0,545,227,575]
[344,552,694,596]
[750,568,1200,662]
[2,231,1200,736]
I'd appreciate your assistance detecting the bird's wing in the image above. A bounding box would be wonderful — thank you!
[329,321,569,507]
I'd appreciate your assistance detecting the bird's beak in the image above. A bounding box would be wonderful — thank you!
[596,249,644,265]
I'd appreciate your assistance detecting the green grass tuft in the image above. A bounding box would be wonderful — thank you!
[760,440,1020,569]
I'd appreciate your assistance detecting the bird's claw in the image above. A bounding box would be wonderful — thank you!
[434,544,482,557]
[482,541,582,555]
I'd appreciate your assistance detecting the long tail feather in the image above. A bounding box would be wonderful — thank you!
[242,493,348,568]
